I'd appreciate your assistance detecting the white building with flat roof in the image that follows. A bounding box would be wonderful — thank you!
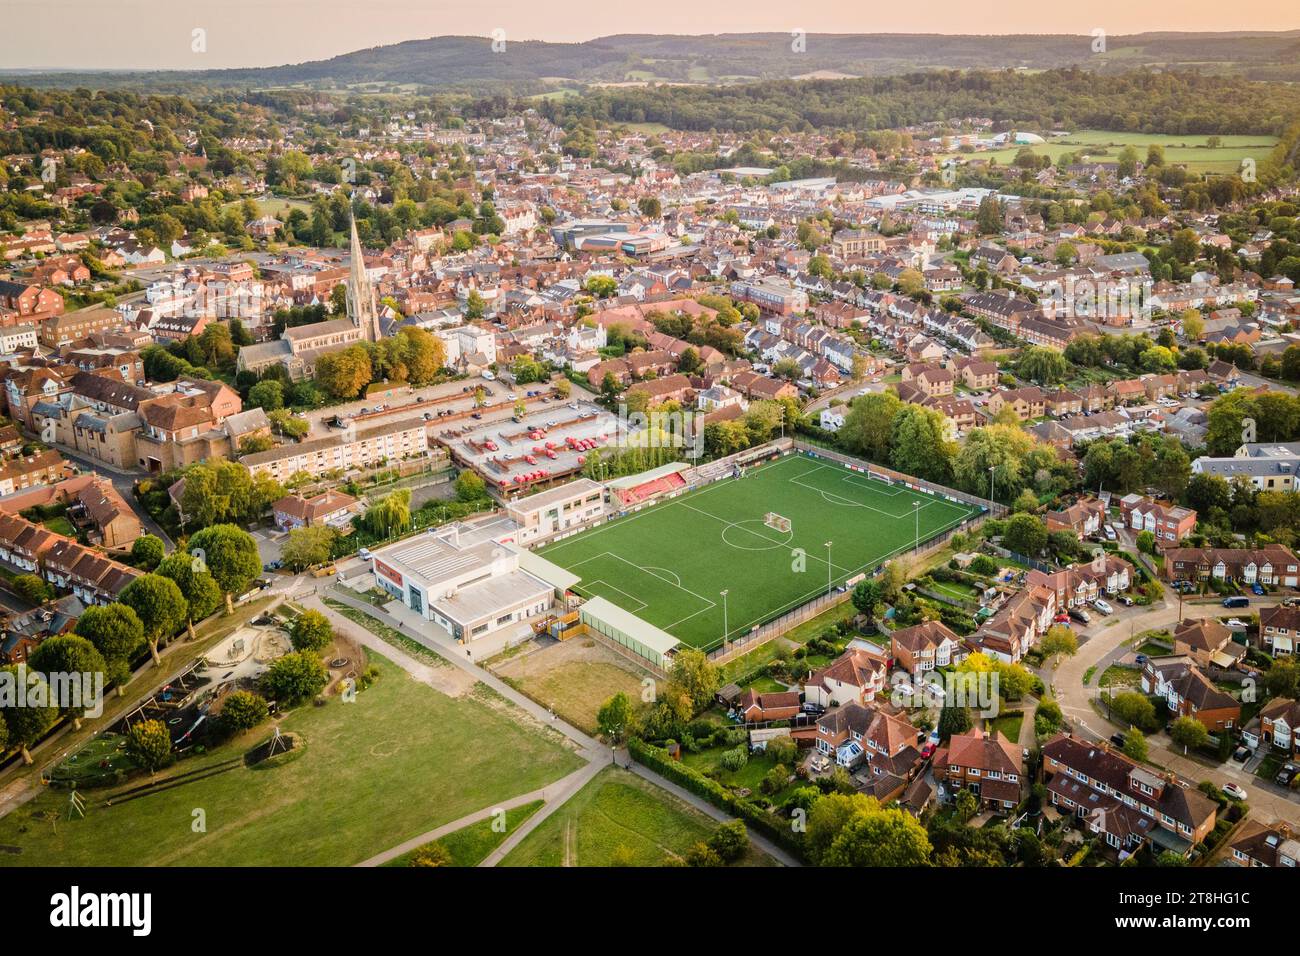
[369,519,573,643]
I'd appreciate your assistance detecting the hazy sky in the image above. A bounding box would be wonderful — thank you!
[4,0,1299,70]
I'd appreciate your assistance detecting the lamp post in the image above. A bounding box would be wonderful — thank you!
[720,589,729,645]
[913,501,920,552]
[825,541,833,595]
[988,464,996,506]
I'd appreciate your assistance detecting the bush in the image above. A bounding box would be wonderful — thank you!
[719,746,748,772]
[220,690,269,734]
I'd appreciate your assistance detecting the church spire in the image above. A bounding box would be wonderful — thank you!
[347,211,381,343]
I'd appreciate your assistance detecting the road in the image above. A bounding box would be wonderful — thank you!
[1050,591,1300,827]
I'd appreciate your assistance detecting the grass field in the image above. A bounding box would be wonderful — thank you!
[385,801,544,867]
[500,766,774,867]
[539,453,979,650]
[0,655,582,867]
[943,129,1278,175]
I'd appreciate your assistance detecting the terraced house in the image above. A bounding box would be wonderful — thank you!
[1162,544,1300,587]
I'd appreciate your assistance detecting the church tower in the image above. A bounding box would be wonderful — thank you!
[347,211,382,343]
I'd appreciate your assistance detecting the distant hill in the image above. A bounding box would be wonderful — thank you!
[8,31,1300,92]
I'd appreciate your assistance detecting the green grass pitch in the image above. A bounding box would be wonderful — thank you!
[537,452,981,651]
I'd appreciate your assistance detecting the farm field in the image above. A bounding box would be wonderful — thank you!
[0,656,582,867]
[539,453,979,651]
[943,129,1277,175]
[500,766,775,867]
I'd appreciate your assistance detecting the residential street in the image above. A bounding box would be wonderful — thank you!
[1050,591,1300,827]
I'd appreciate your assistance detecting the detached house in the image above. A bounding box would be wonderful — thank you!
[803,646,890,708]
[890,620,962,675]
[1171,617,1246,670]
[1119,495,1197,547]
[1045,498,1107,540]
[1227,820,1299,867]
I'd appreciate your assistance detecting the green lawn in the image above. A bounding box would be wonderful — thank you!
[384,801,543,867]
[500,766,774,867]
[0,655,583,866]
[1099,664,1143,688]
[942,129,1277,174]
[42,516,77,537]
[989,712,1025,743]
[539,453,977,651]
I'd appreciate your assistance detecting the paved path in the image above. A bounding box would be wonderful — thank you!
[624,761,802,867]
[477,756,611,866]
[357,760,605,867]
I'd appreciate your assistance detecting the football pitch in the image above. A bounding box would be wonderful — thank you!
[537,453,981,651]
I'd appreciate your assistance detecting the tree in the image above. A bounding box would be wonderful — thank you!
[1016,346,1069,386]
[125,718,173,775]
[819,797,932,867]
[1121,727,1149,762]
[685,842,724,867]
[12,573,52,605]
[155,553,223,632]
[220,690,270,734]
[131,534,165,571]
[74,603,145,687]
[1180,309,1204,342]
[290,610,334,652]
[261,650,328,705]
[281,526,337,571]
[1136,530,1156,555]
[455,470,486,501]
[0,666,57,764]
[707,820,749,863]
[28,635,107,726]
[1169,716,1209,754]
[1109,690,1158,732]
[314,344,373,399]
[1003,513,1047,556]
[365,489,412,538]
[954,788,979,823]
[119,573,188,666]
[938,704,972,739]
[1038,625,1078,660]
[1012,488,1039,514]
[668,648,720,713]
[851,578,884,621]
[838,391,902,462]
[890,404,954,484]
[248,379,285,411]
[596,692,635,744]
[188,525,262,614]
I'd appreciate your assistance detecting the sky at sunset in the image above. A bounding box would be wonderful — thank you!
[3,0,1299,70]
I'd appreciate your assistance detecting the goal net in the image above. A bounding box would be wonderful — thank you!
[764,512,791,533]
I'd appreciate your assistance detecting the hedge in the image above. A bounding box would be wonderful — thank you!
[628,738,807,859]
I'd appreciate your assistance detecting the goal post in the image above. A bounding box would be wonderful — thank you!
[764,512,791,533]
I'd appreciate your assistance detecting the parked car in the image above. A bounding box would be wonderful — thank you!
[1223,596,1250,608]
[1110,733,1127,747]
[1069,607,1091,624]
[1224,618,1249,629]
[1119,596,1134,607]
[1252,583,1266,596]
[1103,525,1117,541]
[1135,654,1148,665]
[1221,783,1248,801]
[1093,598,1114,615]
[920,743,936,759]
[358,548,372,561]
[1276,764,1299,786]
[1232,746,1250,762]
